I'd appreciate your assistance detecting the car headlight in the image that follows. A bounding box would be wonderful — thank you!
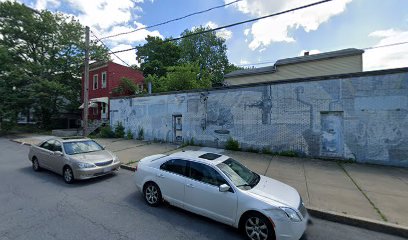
[77,162,95,169]
[280,207,302,222]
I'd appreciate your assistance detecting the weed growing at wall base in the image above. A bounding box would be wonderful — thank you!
[137,127,144,140]
[225,137,240,151]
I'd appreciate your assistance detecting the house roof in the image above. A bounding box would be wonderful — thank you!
[225,48,364,78]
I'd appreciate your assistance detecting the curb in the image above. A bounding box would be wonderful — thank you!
[120,164,136,172]
[10,139,31,146]
[307,207,408,238]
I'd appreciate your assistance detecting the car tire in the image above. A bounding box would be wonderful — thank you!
[63,166,75,184]
[143,182,162,207]
[243,212,275,240]
[32,157,41,172]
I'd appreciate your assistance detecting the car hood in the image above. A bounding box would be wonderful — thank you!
[247,175,300,209]
[69,150,114,163]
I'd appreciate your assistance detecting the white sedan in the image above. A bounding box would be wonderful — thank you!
[134,151,308,240]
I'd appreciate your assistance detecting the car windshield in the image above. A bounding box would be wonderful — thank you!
[63,140,103,155]
[216,158,260,190]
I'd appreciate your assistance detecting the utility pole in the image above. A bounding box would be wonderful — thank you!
[83,26,90,136]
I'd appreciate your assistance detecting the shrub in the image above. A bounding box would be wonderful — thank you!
[261,147,273,155]
[114,122,125,138]
[225,137,240,151]
[126,129,134,139]
[278,150,298,157]
[137,127,144,140]
[99,125,115,138]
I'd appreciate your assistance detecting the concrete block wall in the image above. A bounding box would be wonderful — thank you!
[110,70,408,167]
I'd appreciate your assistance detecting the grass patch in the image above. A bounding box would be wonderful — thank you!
[225,137,240,151]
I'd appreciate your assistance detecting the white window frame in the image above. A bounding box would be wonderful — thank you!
[93,74,98,90]
[101,72,107,88]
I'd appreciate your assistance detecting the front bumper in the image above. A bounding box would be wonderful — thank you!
[73,162,121,180]
[268,210,309,240]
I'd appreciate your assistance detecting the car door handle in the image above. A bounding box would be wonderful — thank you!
[186,183,194,188]
[156,173,165,178]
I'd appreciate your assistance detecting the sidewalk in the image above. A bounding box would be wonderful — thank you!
[9,135,408,228]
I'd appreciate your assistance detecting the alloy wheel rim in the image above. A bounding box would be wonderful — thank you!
[245,217,268,240]
[145,185,158,204]
[64,168,72,182]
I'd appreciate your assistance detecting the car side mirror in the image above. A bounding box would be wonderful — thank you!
[219,184,230,192]
[54,151,63,156]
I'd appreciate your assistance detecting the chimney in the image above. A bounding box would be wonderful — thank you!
[304,51,310,56]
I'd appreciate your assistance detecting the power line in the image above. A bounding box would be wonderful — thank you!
[363,41,408,50]
[236,41,408,67]
[109,0,334,55]
[100,0,243,40]
[91,30,131,67]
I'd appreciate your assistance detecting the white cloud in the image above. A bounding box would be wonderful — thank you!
[364,29,408,70]
[240,59,250,65]
[226,0,352,50]
[298,49,321,56]
[205,21,233,40]
[64,0,143,30]
[110,44,139,66]
[243,28,250,36]
[32,0,162,52]
[35,0,60,10]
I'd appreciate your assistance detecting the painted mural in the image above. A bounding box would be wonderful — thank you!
[110,71,408,167]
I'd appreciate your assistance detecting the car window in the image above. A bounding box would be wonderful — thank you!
[53,141,62,152]
[160,159,188,176]
[63,140,103,155]
[40,140,54,151]
[188,162,227,186]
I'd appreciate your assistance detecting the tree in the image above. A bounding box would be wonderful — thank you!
[178,26,229,86]
[135,36,181,78]
[0,1,109,128]
[112,77,141,96]
[146,63,211,93]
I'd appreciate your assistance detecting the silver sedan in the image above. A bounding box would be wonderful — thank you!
[28,137,121,183]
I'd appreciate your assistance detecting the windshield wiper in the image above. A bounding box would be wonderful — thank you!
[236,183,252,188]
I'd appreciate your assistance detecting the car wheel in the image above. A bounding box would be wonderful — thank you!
[243,213,274,240]
[32,157,41,171]
[143,182,162,207]
[63,166,75,184]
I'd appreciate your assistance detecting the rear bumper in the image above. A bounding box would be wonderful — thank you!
[74,162,121,180]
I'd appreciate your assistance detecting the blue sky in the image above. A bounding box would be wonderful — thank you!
[11,0,408,70]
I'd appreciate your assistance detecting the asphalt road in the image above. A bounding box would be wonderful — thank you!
[0,137,405,240]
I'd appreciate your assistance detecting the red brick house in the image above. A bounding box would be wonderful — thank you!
[80,61,144,123]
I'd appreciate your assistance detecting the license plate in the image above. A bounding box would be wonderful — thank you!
[103,167,112,173]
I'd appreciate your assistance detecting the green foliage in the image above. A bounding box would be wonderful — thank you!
[278,150,298,157]
[225,137,240,151]
[179,26,229,86]
[0,120,15,132]
[126,129,134,139]
[261,147,273,155]
[137,127,144,140]
[112,78,140,96]
[114,122,125,138]
[0,1,109,128]
[99,125,115,138]
[136,36,181,78]
[146,63,211,93]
